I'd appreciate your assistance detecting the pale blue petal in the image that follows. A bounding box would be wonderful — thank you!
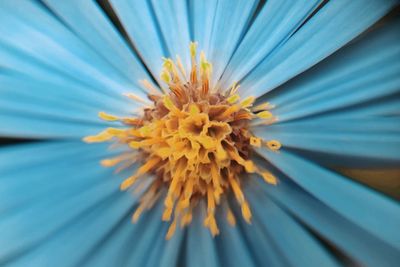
[188,0,218,56]
[0,113,107,139]
[241,0,397,97]
[243,181,339,267]
[0,141,139,264]
[204,0,259,87]
[339,95,400,117]
[151,0,191,68]
[254,176,400,266]
[6,193,133,267]
[0,70,137,139]
[219,0,321,89]
[267,17,400,122]
[0,0,147,138]
[79,217,139,267]
[253,117,400,165]
[157,225,185,267]
[256,149,400,251]
[82,202,167,267]
[214,210,257,267]
[0,142,118,211]
[124,202,167,267]
[42,0,153,87]
[0,0,144,98]
[232,200,287,267]
[109,0,167,84]
[186,204,219,267]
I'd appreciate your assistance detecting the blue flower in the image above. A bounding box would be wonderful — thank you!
[1,0,400,266]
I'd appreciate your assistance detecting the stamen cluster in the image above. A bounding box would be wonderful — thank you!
[85,43,280,239]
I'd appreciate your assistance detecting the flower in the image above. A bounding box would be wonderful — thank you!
[0,0,399,266]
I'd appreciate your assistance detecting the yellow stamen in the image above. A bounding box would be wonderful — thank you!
[261,171,278,185]
[252,102,274,112]
[161,69,171,84]
[227,94,240,104]
[176,55,187,79]
[227,208,236,226]
[240,96,256,109]
[163,96,182,115]
[123,92,151,105]
[256,110,273,119]
[250,136,262,147]
[166,219,177,240]
[98,111,119,121]
[140,79,161,95]
[189,41,198,58]
[266,140,281,151]
[241,201,252,223]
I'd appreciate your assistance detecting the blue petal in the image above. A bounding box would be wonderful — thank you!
[230,202,287,267]
[267,16,400,121]
[243,180,339,267]
[0,0,144,97]
[157,224,185,267]
[151,0,192,68]
[197,0,259,87]
[109,0,167,84]
[185,204,219,267]
[188,0,218,55]
[80,218,140,267]
[241,0,397,97]
[254,175,400,266]
[340,95,400,117]
[0,141,139,264]
[123,201,168,267]
[6,193,133,267]
[0,70,136,139]
[83,202,166,267]
[253,116,400,165]
[256,149,400,251]
[219,0,320,90]
[214,209,257,267]
[42,0,153,87]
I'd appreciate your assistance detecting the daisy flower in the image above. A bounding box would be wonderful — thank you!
[1,0,400,266]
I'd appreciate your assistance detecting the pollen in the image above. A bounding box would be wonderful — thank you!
[84,42,281,239]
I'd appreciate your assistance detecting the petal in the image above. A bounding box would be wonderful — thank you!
[268,16,400,122]
[157,224,185,267]
[109,0,167,84]
[0,0,144,97]
[79,218,139,267]
[185,205,219,267]
[193,0,259,87]
[254,175,400,266]
[41,0,153,87]
[188,0,218,55]
[0,141,139,263]
[0,71,137,139]
[256,149,400,251]
[243,181,339,267]
[253,116,400,166]
[0,0,149,139]
[219,0,320,89]
[151,0,192,68]
[241,0,397,97]
[232,215,287,267]
[6,193,133,267]
[123,202,168,267]
[214,209,257,267]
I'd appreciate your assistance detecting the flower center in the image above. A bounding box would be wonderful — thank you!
[84,42,281,239]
